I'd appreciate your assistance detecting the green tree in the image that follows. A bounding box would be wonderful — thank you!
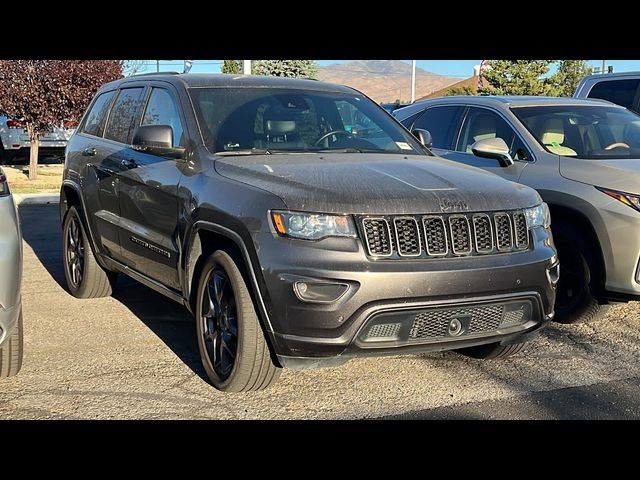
[444,85,477,96]
[253,60,318,79]
[547,60,593,96]
[479,60,554,96]
[221,60,243,74]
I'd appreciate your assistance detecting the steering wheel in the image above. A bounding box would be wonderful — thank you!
[604,142,630,150]
[314,130,352,146]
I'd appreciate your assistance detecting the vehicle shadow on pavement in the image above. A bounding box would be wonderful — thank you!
[110,277,210,383]
[19,205,210,384]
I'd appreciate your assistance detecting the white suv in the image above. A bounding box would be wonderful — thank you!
[0,116,76,164]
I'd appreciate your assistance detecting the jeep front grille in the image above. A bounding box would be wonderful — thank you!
[360,211,529,259]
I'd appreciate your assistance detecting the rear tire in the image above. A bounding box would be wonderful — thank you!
[0,309,24,377]
[62,206,117,298]
[458,341,526,359]
[553,223,608,324]
[195,250,281,392]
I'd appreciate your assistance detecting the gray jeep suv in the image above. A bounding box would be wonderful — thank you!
[60,74,557,392]
[395,95,640,324]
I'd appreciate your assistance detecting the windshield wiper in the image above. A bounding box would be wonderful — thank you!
[214,148,272,156]
[315,148,399,154]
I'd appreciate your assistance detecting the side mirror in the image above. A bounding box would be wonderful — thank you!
[412,128,432,149]
[132,125,185,159]
[471,137,514,167]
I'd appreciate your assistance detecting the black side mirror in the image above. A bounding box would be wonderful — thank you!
[412,128,432,149]
[471,137,514,167]
[132,125,185,159]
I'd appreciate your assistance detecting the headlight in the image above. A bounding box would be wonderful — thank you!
[271,211,357,241]
[597,187,640,213]
[525,203,551,229]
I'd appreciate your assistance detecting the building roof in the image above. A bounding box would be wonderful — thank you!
[416,76,481,101]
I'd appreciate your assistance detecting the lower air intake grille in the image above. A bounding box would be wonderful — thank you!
[409,305,504,339]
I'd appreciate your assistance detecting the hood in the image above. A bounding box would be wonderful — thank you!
[215,153,541,214]
[560,156,640,194]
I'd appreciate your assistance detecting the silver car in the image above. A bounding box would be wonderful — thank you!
[0,116,75,164]
[395,96,640,324]
[0,166,23,377]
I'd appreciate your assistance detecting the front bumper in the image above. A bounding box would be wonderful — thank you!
[252,226,557,364]
[0,300,21,346]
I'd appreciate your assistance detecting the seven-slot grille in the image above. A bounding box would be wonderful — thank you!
[361,211,530,258]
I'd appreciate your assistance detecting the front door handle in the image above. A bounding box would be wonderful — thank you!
[121,158,136,169]
[82,147,96,156]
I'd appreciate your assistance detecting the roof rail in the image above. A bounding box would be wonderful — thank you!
[129,71,181,77]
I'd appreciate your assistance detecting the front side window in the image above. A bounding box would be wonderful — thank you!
[412,106,464,149]
[81,91,116,137]
[456,108,517,154]
[587,79,640,110]
[142,88,184,147]
[512,105,640,159]
[188,88,425,155]
[104,87,145,144]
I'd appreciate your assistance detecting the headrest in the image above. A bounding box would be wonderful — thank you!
[541,118,565,145]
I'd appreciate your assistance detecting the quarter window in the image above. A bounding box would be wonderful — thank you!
[142,88,184,147]
[104,87,145,144]
[81,91,116,137]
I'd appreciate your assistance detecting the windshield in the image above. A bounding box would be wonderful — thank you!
[511,105,640,159]
[189,87,425,155]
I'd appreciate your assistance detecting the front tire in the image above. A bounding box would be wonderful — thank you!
[0,309,23,377]
[62,206,116,298]
[553,224,608,324]
[195,250,281,392]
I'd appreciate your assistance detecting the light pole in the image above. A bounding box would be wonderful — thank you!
[156,60,160,73]
[243,60,251,75]
[602,60,606,74]
[411,60,416,103]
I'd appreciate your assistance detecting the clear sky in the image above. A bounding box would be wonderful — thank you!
[132,59,640,77]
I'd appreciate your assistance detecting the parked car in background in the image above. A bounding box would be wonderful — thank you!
[0,166,23,377]
[381,101,411,114]
[60,73,557,392]
[0,116,76,164]
[395,96,640,324]
[574,71,640,113]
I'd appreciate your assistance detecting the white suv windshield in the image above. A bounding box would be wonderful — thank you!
[512,105,640,159]
[189,87,424,155]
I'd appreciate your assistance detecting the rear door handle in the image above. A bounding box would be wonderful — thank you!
[82,147,96,156]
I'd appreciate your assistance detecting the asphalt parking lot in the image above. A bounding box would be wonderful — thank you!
[1,205,640,419]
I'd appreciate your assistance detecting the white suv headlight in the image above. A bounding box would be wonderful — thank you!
[525,203,551,229]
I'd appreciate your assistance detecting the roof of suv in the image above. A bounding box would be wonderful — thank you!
[394,95,617,119]
[100,73,356,94]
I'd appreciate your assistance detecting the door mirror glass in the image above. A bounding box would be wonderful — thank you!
[471,137,514,167]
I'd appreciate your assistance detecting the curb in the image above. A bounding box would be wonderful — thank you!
[13,193,59,207]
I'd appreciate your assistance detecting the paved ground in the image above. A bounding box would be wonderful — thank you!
[2,205,640,419]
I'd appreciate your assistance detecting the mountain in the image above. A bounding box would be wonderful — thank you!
[317,60,459,103]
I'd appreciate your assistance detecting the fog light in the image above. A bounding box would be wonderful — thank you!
[293,281,348,303]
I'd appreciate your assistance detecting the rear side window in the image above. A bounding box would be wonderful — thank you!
[104,87,145,144]
[412,106,464,149]
[588,79,640,110]
[81,91,116,137]
[141,88,184,147]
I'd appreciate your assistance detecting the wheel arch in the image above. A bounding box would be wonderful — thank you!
[547,202,606,295]
[184,221,275,336]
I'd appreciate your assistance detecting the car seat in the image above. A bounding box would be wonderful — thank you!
[540,118,577,156]
[263,109,306,150]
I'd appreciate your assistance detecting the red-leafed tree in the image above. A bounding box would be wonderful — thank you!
[0,60,123,179]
